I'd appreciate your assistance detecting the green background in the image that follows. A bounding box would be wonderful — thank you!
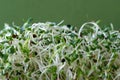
[0,0,119,29]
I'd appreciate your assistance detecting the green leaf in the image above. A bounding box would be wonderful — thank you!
[24,57,30,63]
[14,63,23,67]
[9,46,15,54]
[20,39,30,56]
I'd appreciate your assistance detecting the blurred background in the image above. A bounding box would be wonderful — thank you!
[0,0,119,29]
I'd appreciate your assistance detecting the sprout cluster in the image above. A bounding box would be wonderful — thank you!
[0,21,120,80]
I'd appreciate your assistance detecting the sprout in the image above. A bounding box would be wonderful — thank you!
[0,21,120,80]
